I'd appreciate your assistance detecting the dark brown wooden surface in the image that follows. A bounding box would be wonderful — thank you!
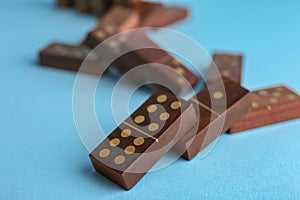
[229,85,300,133]
[130,1,164,26]
[207,53,243,84]
[74,0,91,13]
[39,43,89,71]
[57,0,73,7]
[148,6,188,27]
[85,5,140,49]
[129,2,187,27]
[39,43,105,75]
[90,92,197,190]
[90,0,114,17]
[110,32,200,95]
[176,77,252,160]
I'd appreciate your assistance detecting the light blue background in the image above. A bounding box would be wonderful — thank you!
[1,0,300,199]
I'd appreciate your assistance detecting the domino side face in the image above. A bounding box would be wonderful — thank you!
[229,86,300,133]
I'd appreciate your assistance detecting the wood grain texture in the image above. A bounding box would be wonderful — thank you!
[90,92,197,190]
[175,77,252,160]
[207,53,243,84]
[229,85,300,133]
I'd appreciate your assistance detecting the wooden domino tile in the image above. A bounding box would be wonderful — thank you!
[130,2,164,27]
[207,53,243,84]
[229,86,300,133]
[74,0,91,13]
[175,77,252,160]
[89,92,197,190]
[110,32,200,95]
[129,1,188,28]
[57,0,73,7]
[145,6,188,28]
[39,43,104,75]
[85,5,140,49]
[114,0,143,5]
[90,0,114,17]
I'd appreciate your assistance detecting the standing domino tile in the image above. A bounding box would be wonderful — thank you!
[89,92,197,190]
[207,53,243,84]
[39,43,103,75]
[175,77,252,160]
[229,86,300,133]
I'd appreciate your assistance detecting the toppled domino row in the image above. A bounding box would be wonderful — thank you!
[89,54,300,190]
[39,0,300,190]
[41,1,192,94]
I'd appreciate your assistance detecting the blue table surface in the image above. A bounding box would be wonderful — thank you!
[1,0,300,199]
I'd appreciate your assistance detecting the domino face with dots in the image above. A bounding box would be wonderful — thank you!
[229,86,300,133]
[89,92,197,190]
[207,53,243,84]
[39,43,104,75]
[176,77,252,160]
